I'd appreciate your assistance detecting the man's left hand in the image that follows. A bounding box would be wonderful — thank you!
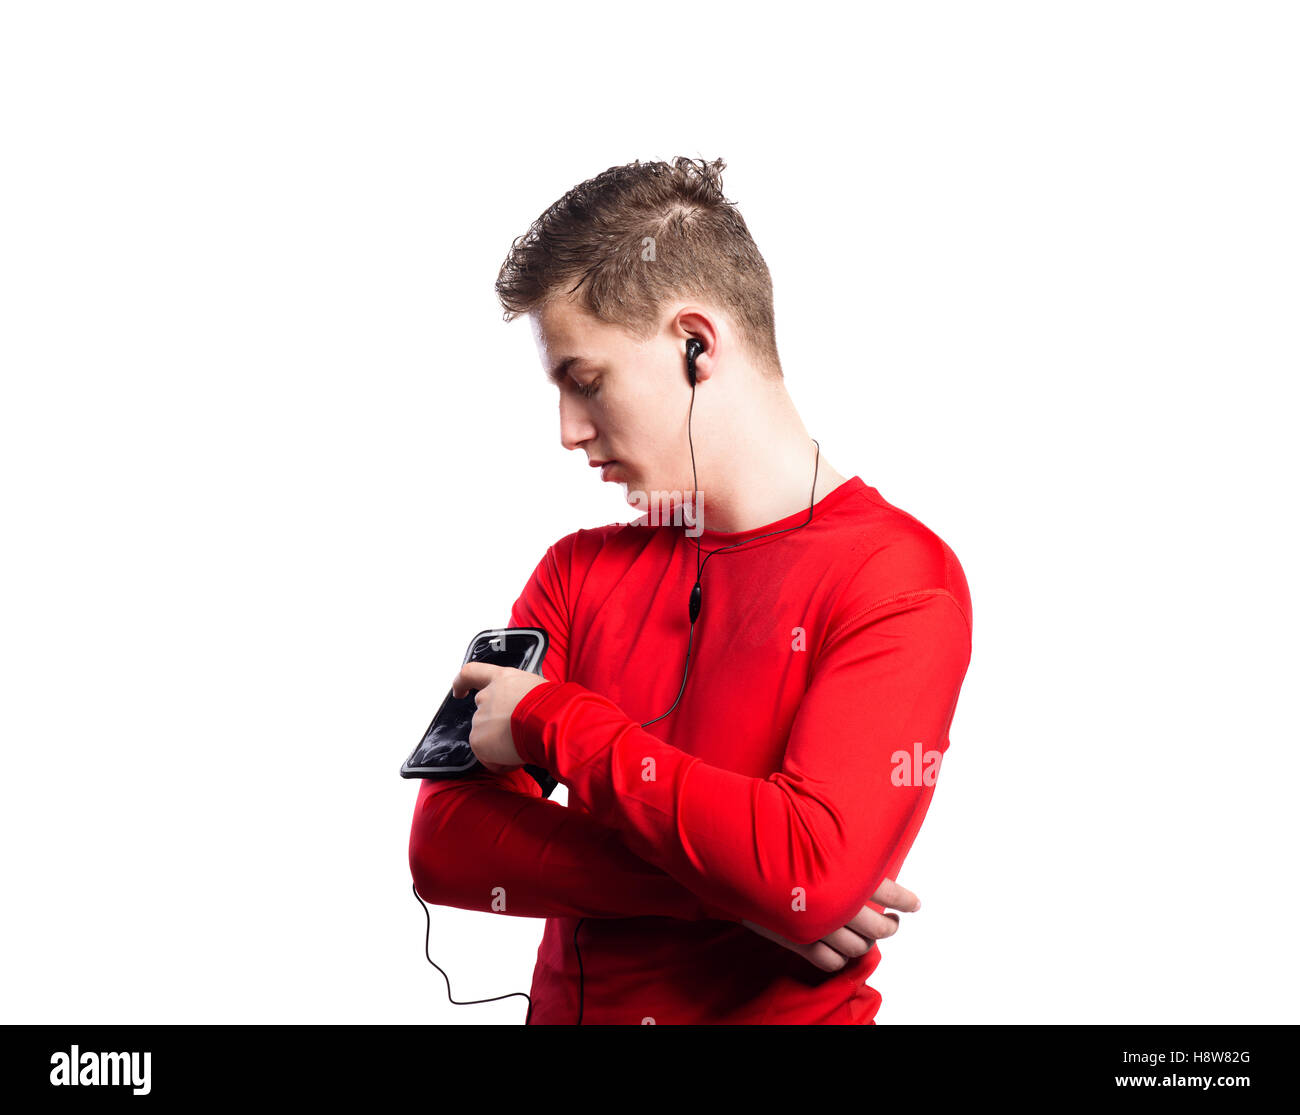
[450,662,550,773]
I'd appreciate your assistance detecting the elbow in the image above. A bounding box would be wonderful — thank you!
[759,847,874,945]
[771,897,864,947]
[408,787,454,906]
[406,775,478,905]
[757,781,932,943]
[408,824,440,905]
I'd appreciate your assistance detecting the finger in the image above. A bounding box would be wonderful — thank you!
[870,877,921,913]
[819,925,873,961]
[843,905,901,941]
[742,920,862,974]
[801,941,856,972]
[740,918,788,947]
[451,661,499,699]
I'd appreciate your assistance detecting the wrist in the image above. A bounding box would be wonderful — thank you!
[509,678,562,768]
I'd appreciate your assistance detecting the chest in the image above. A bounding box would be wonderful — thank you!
[564,541,847,777]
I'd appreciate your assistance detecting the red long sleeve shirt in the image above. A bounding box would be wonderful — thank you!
[408,475,972,1024]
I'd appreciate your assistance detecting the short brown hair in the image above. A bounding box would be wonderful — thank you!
[495,156,781,375]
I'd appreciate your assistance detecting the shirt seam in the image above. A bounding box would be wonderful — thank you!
[680,479,871,556]
[821,587,972,651]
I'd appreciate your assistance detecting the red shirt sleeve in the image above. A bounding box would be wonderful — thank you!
[509,581,974,946]
[408,767,729,920]
[407,533,735,924]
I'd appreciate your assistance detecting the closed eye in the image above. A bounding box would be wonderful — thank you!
[574,378,601,399]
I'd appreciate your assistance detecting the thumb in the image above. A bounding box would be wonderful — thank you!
[452,660,500,698]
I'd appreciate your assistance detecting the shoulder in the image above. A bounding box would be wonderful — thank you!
[826,485,972,631]
[535,517,647,575]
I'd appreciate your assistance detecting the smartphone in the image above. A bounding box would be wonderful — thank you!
[399,628,554,794]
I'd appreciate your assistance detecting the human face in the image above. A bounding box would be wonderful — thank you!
[531,294,691,506]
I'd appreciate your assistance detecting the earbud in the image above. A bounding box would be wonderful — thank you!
[685,339,703,387]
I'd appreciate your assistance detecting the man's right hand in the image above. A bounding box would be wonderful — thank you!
[740,878,921,972]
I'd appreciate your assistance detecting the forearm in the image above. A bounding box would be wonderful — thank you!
[509,590,972,945]
[511,687,914,942]
[408,765,736,923]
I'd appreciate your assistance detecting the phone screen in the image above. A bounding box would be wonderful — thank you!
[403,629,546,777]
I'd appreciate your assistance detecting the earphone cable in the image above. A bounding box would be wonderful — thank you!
[575,374,822,1023]
[412,882,534,1025]
[418,350,823,1027]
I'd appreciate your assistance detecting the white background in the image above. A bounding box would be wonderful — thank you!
[2,1,1296,1024]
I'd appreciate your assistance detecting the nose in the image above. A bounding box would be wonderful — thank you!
[558,393,597,453]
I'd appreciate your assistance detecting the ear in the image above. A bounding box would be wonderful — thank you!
[671,308,720,381]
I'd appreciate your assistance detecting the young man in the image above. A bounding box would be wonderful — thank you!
[408,157,973,1025]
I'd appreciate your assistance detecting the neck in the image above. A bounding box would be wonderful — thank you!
[691,380,848,534]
